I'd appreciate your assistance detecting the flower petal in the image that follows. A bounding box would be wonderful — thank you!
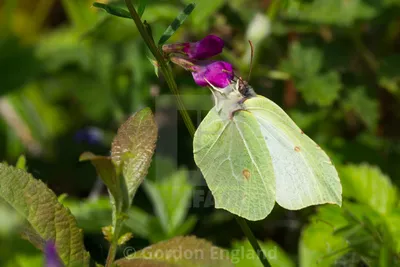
[192,61,233,88]
[185,35,224,59]
[45,241,64,267]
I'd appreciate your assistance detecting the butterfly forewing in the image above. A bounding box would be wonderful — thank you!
[193,107,275,221]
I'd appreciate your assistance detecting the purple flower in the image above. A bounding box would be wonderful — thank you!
[192,61,234,88]
[45,241,63,267]
[163,35,224,60]
[74,127,104,145]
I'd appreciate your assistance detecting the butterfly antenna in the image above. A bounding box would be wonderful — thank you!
[247,40,254,82]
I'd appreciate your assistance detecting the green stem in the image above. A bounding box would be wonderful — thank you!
[105,216,124,267]
[123,1,271,266]
[236,217,272,267]
[124,0,195,136]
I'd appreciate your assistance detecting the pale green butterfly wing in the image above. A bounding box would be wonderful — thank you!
[244,96,342,210]
[193,107,275,221]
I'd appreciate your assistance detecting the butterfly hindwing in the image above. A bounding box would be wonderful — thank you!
[244,96,342,210]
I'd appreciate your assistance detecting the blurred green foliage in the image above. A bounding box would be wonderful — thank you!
[1,0,400,266]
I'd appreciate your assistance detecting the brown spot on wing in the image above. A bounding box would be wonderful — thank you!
[294,146,301,152]
[300,130,304,134]
[242,169,251,180]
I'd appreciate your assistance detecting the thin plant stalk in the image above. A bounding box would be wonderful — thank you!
[122,1,272,266]
[235,217,272,267]
[124,0,195,136]
[105,217,123,267]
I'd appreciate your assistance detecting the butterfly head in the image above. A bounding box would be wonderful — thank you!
[205,77,256,120]
[234,77,256,99]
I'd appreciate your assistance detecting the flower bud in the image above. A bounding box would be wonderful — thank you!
[162,35,224,60]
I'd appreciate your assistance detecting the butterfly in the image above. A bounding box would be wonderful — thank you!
[193,78,342,221]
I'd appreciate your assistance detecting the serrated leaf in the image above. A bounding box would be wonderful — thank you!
[0,163,90,266]
[299,206,348,267]
[298,71,342,106]
[143,169,194,238]
[342,87,379,131]
[280,42,323,78]
[111,108,158,202]
[340,164,398,215]
[116,236,234,267]
[93,2,131,19]
[232,239,295,267]
[158,3,196,45]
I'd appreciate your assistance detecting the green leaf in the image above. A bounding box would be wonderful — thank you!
[63,197,112,233]
[118,232,133,245]
[124,206,154,240]
[0,163,90,266]
[342,87,379,131]
[386,210,400,253]
[102,225,113,242]
[280,42,323,78]
[284,0,377,26]
[299,206,348,267]
[115,236,234,267]
[15,155,27,170]
[79,152,129,212]
[158,3,196,45]
[111,108,158,203]
[143,169,195,237]
[138,0,148,18]
[93,2,131,19]
[280,42,343,105]
[340,164,398,215]
[297,71,342,107]
[232,239,295,267]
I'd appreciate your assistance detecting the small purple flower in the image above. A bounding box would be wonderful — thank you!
[192,61,234,88]
[45,241,63,267]
[74,127,104,145]
[163,35,224,60]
